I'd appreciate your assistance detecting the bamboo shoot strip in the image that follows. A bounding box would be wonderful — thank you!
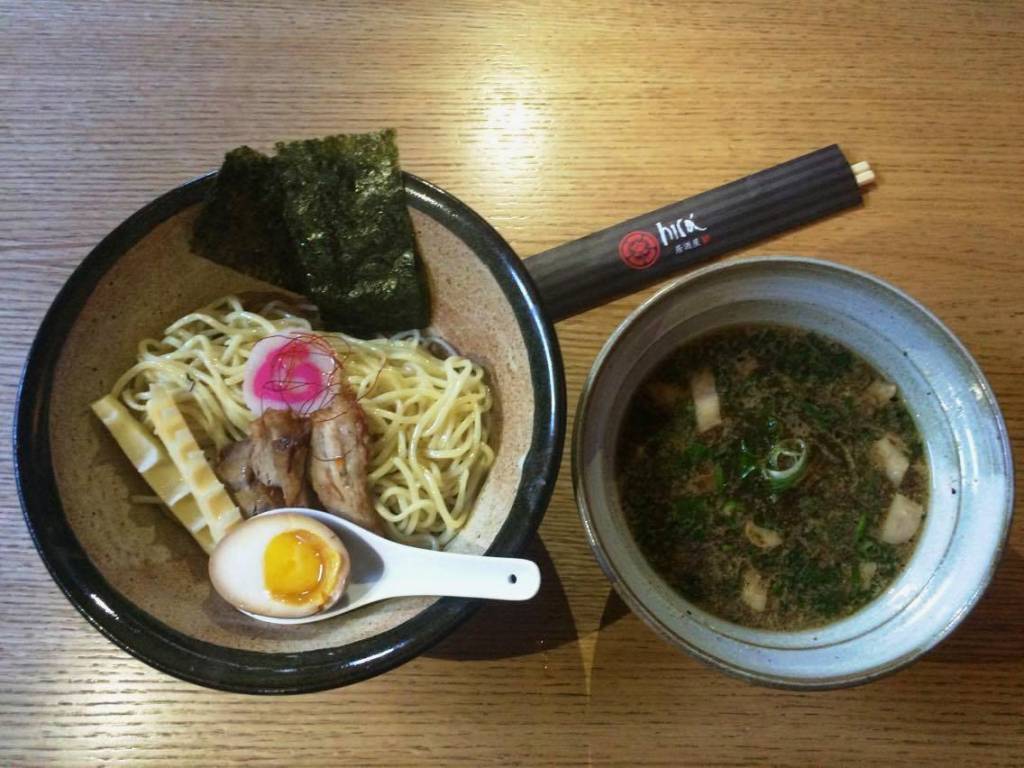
[91,395,216,553]
[146,389,242,541]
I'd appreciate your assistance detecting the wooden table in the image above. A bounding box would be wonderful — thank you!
[3,1,1022,764]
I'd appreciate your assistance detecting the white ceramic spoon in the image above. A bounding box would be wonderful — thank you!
[243,507,541,625]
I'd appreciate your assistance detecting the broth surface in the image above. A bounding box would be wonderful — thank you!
[617,325,928,630]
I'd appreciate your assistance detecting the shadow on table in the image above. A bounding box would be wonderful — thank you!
[599,588,631,630]
[426,535,580,660]
[923,545,1024,664]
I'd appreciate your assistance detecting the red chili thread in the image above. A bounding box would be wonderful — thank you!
[254,332,346,416]
[250,331,372,465]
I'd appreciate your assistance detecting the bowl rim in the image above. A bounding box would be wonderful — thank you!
[572,254,1015,689]
[14,171,566,694]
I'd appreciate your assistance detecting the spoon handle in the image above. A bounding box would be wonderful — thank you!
[378,549,541,602]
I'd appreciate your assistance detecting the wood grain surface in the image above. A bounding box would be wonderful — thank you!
[2,1,1022,765]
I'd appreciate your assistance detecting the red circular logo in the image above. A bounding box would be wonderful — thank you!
[618,230,660,270]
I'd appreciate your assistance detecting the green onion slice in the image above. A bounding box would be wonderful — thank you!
[763,438,809,492]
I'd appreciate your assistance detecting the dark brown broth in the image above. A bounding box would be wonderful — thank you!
[617,325,927,630]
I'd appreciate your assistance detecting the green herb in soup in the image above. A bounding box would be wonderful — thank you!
[617,326,928,630]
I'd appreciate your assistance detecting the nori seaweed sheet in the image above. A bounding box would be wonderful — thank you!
[191,146,302,293]
[191,130,429,335]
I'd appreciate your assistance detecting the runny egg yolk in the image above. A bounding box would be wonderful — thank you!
[263,529,342,607]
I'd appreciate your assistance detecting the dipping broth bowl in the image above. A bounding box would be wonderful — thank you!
[573,256,1014,688]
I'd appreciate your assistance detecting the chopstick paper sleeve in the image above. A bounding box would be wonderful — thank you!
[525,145,868,322]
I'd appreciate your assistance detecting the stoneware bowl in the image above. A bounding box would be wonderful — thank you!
[15,173,564,694]
[574,256,1014,688]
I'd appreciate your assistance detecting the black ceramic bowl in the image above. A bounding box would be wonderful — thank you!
[15,173,565,693]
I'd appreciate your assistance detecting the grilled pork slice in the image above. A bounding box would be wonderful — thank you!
[308,385,381,534]
[249,408,312,507]
[216,409,312,517]
[215,439,282,518]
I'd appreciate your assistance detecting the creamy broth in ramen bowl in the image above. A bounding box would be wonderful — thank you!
[574,257,1013,688]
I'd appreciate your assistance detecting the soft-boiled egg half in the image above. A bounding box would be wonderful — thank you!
[209,513,350,618]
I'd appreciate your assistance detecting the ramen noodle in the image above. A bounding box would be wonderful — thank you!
[109,295,494,546]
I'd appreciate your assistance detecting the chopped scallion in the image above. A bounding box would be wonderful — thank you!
[762,438,809,492]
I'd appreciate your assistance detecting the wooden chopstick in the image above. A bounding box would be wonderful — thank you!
[850,160,876,188]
